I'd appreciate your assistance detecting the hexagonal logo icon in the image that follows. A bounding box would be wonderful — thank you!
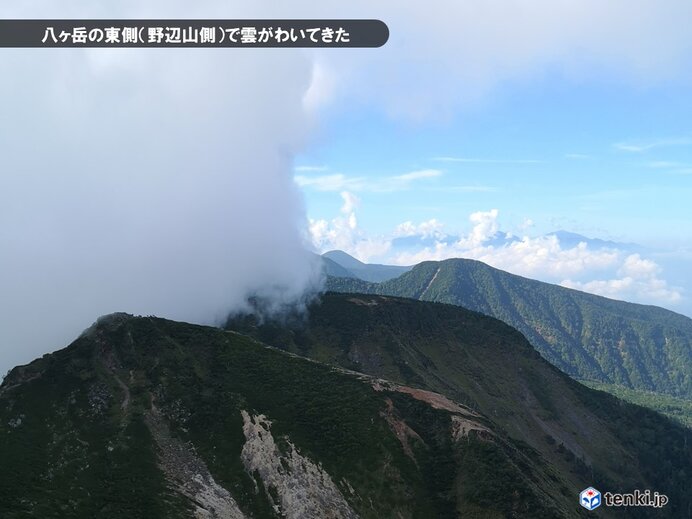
[580,487,602,511]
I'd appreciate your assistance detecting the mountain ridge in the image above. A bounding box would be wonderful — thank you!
[228,293,692,517]
[326,257,692,400]
[3,298,691,517]
[0,310,582,518]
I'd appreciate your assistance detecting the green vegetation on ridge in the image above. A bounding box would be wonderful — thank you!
[229,293,692,518]
[326,258,692,400]
[1,312,572,518]
[2,294,691,518]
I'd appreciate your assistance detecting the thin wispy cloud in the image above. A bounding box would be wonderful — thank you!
[295,174,359,191]
[614,137,692,153]
[295,169,443,192]
[565,153,593,160]
[647,161,683,169]
[580,188,645,202]
[294,165,329,172]
[646,161,692,175]
[430,185,496,193]
[432,157,545,164]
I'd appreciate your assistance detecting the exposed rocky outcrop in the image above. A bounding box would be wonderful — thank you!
[240,410,358,519]
[146,405,246,519]
[380,397,423,463]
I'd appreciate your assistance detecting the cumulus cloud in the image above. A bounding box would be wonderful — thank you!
[391,228,621,281]
[308,192,390,262]
[394,219,445,239]
[0,0,324,374]
[459,209,500,248]
[561,253,682,305]
[308,202,683,308]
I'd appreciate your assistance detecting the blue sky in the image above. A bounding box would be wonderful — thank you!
[299,75,692,242]
[295,53,692,316]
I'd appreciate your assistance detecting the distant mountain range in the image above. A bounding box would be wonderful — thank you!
[386,230,645,257]
[544,231,643,252]
[2,299,690,517]
[324,251,692,403]
[321,250,411,282]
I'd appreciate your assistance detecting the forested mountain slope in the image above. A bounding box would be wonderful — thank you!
[327,259,692,400]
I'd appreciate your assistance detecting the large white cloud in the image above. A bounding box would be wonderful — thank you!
[388,212,623,280]
[1,1,323,375]
[4,0,692,374]
[309,192,391,262]
[562,254,682,305]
